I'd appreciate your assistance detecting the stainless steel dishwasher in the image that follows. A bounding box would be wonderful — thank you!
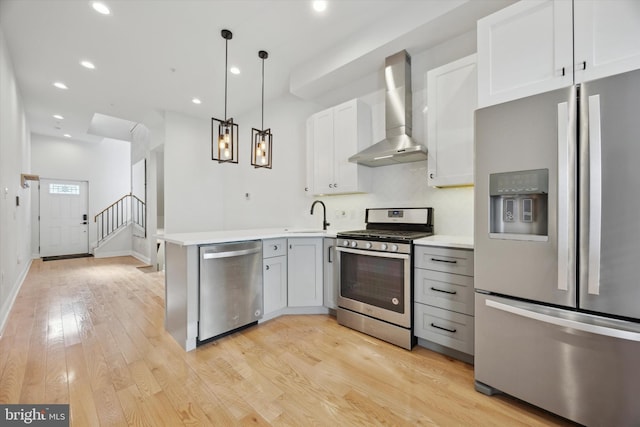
[198,240,263,342]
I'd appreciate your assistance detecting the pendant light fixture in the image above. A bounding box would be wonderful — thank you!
[212,29,239,163]
[251,50,273,168]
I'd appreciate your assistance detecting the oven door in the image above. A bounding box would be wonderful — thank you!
[337,247,411,327]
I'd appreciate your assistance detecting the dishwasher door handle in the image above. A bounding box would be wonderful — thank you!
[202,247,261,259]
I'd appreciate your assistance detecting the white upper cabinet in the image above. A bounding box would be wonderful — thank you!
[477,0,573,108]
[307,99,371,195]
[426,54,477,187]
[573,0,640,84]
[478,0,640,108]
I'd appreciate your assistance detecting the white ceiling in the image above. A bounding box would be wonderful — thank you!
[0,0,512,143]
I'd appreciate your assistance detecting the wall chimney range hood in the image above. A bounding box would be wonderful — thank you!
[349,50,427,167]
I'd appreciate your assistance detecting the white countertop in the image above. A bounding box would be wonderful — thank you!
[159,228,473,249]
[158,228,338,246]
[413,235,474,250]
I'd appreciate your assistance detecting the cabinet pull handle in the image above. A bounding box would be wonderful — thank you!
[429,173,434,179]
[430,287,457,295]
[305,187,308,192]
[561,67,565,76]
[581,61,587,70]
[430,257,457,264]
[273,245,278,251]
[327,245,333,263]
[266,265,270,271]
[431,323,456,333]
[334,183,338,188]
[329,184,333,188]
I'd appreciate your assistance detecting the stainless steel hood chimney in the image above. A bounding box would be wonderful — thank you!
[349,50,427,167]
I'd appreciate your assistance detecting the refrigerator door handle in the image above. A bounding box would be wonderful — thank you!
[557,101,571,291]
[485,299,640,342]
[587,94,603,295]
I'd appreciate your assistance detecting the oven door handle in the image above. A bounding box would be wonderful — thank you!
[336,246,410,260]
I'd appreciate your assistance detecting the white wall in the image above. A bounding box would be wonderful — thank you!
[30,134,131,254]
[163,31,476,236]
[0,26,32,334]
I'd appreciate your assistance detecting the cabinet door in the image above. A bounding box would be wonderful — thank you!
[427,54,477,187]
[287,238,323,307]
[263,255,287,315]
[312,109,335,194]
[333,100,359,194]
[574,0,640,84]
[323,238,339,309]
[477,0,573,108]
[305,117,315,194]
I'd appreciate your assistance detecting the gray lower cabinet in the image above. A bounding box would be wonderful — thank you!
[323,238,339,310]
[287,237,323,307]
[414,245,474,358]
[263,239,287,316]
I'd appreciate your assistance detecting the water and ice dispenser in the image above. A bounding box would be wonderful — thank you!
[489,169,548,240]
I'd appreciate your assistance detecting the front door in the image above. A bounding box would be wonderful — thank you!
[40,179,89,257]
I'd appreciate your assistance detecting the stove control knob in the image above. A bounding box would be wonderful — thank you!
[365,242,372,249]
[380,244,388,251]
[351,241,358,248]
[342,240,350,246]
[391,244,399,252]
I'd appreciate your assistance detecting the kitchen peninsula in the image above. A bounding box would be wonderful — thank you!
[161,228,333,351]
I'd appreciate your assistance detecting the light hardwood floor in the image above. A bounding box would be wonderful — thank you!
[0,256,576,426]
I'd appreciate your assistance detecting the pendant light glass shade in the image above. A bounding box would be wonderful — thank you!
[212,29,239,164]
[251,50,273,168]
[251,128,272,168]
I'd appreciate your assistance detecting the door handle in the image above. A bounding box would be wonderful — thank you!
[587,94,602,295]
[430,323,456,333]
[430,257,457,264]
[430,287,457,295]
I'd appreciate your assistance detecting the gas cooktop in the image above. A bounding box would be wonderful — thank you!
[337,207,434,243]
[337,229,433,241]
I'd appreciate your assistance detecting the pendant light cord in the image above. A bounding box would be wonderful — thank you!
[224,38,228,121]
[261,56,265,130]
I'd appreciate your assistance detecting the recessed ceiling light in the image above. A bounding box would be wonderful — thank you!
[192,98,202,105]
[92,2,111,15]
[63,134,72,138]
[313,1,328,12]
[80,60,96,69]
[230,66,240,75]
[53,114,64,120]
[53,82,68,90]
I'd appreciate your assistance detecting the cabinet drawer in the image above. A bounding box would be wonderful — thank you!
[414,246,473,276]
[414,269,474,315]
[414,303,474,355]
[263,239,287,258]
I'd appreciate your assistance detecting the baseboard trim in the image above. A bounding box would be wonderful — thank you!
[0,259,33,336]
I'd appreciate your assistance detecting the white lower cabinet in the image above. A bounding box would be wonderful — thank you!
[287,237,323,307]
[263,239,287,316]
[414,245,474,358]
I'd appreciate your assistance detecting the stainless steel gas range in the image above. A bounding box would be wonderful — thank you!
[336,207,433,350]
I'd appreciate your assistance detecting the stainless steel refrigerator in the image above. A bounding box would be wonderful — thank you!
[474,68,640,426]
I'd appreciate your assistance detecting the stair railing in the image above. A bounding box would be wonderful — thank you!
[94,193,146,244]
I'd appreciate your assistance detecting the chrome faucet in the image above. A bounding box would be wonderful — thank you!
[310,200,330,231]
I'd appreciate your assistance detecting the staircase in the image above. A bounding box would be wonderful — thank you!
[94,193,146,246]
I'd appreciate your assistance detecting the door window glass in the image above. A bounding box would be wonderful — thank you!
[49,183,80,195]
